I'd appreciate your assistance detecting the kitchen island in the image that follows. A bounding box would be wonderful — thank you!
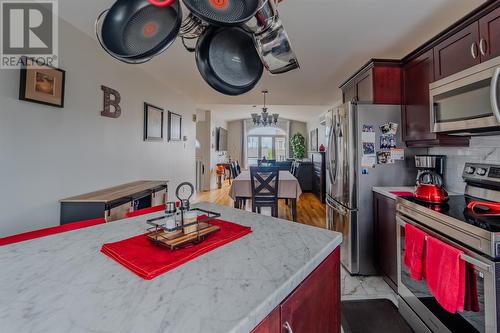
[0,203,342,333]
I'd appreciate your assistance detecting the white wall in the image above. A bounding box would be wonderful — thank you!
[306,112,328,154]
[209,114,228,190]
[227,120,243,163]
[428,135,500,193]
[0,20,196,236]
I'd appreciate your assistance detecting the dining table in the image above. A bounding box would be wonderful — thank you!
[229,170,302,221]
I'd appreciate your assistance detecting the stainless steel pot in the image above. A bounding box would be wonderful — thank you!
[253,17,300,75]
[242,0,277,35]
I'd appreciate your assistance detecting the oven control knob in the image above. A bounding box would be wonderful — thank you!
[465,166,476,174]
[476,168,487,176]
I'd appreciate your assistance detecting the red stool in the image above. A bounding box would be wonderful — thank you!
[0,218,106,246]
[125,204,166,218]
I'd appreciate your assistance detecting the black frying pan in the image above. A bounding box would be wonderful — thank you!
[100,0,182,60]
[182,0,261,26]
[196,27,263,96]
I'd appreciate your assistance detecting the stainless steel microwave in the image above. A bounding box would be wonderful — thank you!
[430,56,500,135]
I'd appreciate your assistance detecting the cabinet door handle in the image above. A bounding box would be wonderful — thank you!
[479,38,488,56]
[471,42,478,59]
[283,321,294,333]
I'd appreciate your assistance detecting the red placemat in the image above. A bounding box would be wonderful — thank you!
[101,219,252,280]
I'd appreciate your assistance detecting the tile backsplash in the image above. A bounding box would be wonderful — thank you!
[428,135,500,194]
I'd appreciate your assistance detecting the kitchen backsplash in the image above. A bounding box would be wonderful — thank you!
[429,135,500,194]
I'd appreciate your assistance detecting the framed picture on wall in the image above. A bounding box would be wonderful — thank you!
[310,128,318,152]
[144,103,164,141]
[19,57,66,108]
[168,111,182,141]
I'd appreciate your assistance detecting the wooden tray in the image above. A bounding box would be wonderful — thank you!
[147,222,220,249]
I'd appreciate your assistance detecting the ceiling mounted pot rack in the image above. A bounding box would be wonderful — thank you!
[95,0,299,95]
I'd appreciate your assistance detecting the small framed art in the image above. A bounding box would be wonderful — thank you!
[144,103,164,141]
[19,57,66,108]
[168,111,182,141]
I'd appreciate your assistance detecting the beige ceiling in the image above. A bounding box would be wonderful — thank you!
[59,0,487,118]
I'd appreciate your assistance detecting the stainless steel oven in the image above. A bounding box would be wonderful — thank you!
[396,214,498,333]
[430,56,500,135]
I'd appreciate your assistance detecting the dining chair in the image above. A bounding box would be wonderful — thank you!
[0,218,106,246]
[235,160,241,174]
[125,204,166,218]
[290,161,297,176]
[250,166,280,217]
[226,162,236,185]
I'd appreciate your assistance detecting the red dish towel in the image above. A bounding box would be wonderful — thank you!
[464,264,480,312]
[425,236,466,313]
[0,218,106,246]
[390,191,414,197]
[101,219,252,280]
[403,224,427,280]
[126,204,166,218]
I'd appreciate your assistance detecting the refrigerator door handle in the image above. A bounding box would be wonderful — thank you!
[326,196,348,216]
[327,113,337,184]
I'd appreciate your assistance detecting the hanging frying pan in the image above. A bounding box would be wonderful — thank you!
[96,10,153,64]
[196,27,263,95]
[182,0,261,26]
[97,0,182,61]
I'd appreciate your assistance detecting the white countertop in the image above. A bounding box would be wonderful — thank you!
[0,202,342,333]
[372,186,416,200]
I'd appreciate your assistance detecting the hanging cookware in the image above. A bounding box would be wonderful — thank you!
[196,26,264,96]
[182,0,261,26]
[97,0,182,62]
[253,17,300,74]
[179,13,207,53]
[241,0,277,35]
[414,170,449,203]
[96,10,153,64]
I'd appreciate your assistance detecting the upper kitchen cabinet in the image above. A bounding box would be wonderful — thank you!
[433,22,481,81]
[340,60,402,104]
[479,6,500,62]
[402,50,470,147]
[433,4,500,80]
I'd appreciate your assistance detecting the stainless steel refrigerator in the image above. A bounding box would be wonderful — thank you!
[326,102,415,275]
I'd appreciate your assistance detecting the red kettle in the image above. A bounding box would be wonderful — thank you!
[414,171,449,204]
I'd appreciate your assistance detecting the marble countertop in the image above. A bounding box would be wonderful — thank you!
[0,203,342,333]
[372,186,416,200]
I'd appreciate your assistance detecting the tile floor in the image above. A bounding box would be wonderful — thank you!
[341,267,397,305]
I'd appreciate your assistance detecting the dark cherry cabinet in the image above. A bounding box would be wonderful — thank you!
[251,308,280,333]
[402,50,435,143]
[340,60,401,105]
[280,249,340,333]
[479,6,500,62]
[251,248,341,333]
[373,192,398,292]
[402,50,470,147]
[433,22,481,81]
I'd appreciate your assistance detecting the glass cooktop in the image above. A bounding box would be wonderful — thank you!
[402,195,500,233]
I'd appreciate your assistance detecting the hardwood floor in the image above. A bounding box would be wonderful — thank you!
[193,181,327,229]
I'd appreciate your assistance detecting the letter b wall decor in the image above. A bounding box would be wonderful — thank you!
[101,85,121,118]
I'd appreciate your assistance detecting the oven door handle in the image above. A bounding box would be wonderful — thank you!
[397,215,492,272]
[492,67,500,122]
